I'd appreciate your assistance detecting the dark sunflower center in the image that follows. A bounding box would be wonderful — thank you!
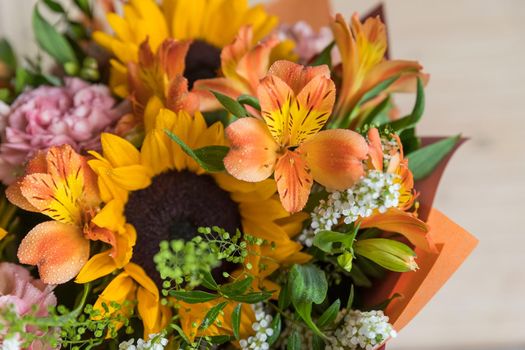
[125,170,241,286]
[184,40,222,89]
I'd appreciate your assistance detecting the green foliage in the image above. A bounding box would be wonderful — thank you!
[212,90,248,118]
[288,264,328,338]
[387,78,425,133]
[165,130,229,172]
[354,238,417,272]
[311,41,335,68]
[33,5,78,65]
[237,94,261,111]
[199,301,228,330]
[0,39,17,72]
[407,134,461,180]
[231,304,242,339]
[317,299,341,329]
[287,330,302,350]
[0,287,134,349]
[313,224,358,272]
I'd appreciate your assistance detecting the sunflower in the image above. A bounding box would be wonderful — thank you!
[94,0,278,97]
[77,109,308,339]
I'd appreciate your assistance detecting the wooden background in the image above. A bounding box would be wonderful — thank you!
[1,1,524,349]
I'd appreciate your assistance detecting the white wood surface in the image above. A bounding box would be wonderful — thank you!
[1,0,525,349]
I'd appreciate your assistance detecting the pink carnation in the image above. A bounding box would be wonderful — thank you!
[278,21,338,64]
[0,78,124,184]
[0,262,57,349]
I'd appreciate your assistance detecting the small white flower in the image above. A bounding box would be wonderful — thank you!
[299,170,402,247]
[325,309,396,350]
[118,332,169,350]
[240,303,274,350]
[2,336,21,350]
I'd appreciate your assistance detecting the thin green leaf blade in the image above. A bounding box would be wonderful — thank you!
[0,39,17,71]
[231,304,242,340]
[219,276,254,297]
[287,330,301,350]
[227,291,272,303]
[32,6,78,65]
[237,94,261,111]
[170,290,218,303]
[317,299,341,329]
[267,314,282,346]
[388,78,425,132]
[407,134,461,180]
[311,41,335,68]
[212,90,248,118]
[199,301,228,330]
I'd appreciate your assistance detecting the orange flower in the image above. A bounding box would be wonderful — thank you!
[6,145,123,283]
[360,128,436,253]
[331,13,428,126]
[127,38,200,131]
[224,60,368,213]
[193,25,279,112]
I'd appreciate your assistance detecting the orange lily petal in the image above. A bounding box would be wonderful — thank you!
[18,221,90,284]
[236,33,279,92]
[274,150,313,213]
[367,128,384,171]
[137,286,161,334]
[124,262,159,298]
[359,208,437,253]
[257,74,293,145]
[193,77,243,111]
[224,118,279,182]
[288,74,335,145]
[18,145,99,225]
[267,60,330,95]
[300,129,368,190]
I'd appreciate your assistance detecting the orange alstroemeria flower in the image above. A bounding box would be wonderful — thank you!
[224,60,369,213]
[360,128,436,253]
[194,25,279,112]
[126,38,200,131]
[331,13,428,125]
[6,145,122,284]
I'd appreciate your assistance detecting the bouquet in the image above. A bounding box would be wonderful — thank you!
[0,0,477,349]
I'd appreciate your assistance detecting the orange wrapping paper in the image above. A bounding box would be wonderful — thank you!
[267,0,478,339]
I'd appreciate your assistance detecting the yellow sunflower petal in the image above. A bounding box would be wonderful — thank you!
[124,262,159,298]
[100,133,141,167]
[75,251,118,284]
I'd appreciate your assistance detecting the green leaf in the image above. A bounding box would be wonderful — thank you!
[387,78,425,132]
[407,134,461,180]
[278,281,291,309]
[199,301,228,330]
[32,6,78,65]
[0,39,17,71]
[287,330,301,350]
[312,230,355,254]
[208,335,232,344]
[227,291,272,303]
[74,0,92,18]
[346,284,355,309]
[317,299,341,329]
[294,301,326,338]
[200,270,218,291]
[231,304,242,340]
[14,68,32,94]
[43,0,66,13]
[212,91,248,118]
[360,96,392,127]
[289,264,327,305]
[170,290,218,304]
[359,75,399,106]
[170,323,191,344]
[399,127,421,154]
[349,264,372,287]
[267,314,282,346]
[237,94,261,111]
[220,276,254,297]
[366,293,402,312]
[312,335,325,350]
[0,89,11,103]
[311,41,335,68]
[165,130,229,172]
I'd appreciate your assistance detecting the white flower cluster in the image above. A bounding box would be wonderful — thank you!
[239,303,274,350]
[299,171,401,246]
[1,336,21,350]
[325,310,397,350]
[118,333,169,350]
